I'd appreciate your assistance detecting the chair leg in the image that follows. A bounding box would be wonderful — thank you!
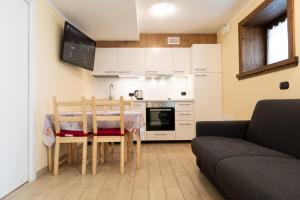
[97,143,101,160]
[92,137,98,175]
[67,144,72,164]
[111,142,115,153]
[72,143,77,163]
[100,142,105,164]
[104,143,109,155]
[120,137,125,174]
[82,138,87,175]
[136,134,141,170]
[53,138,60,176]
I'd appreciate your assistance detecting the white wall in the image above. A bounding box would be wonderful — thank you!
[34,0,92,172]
[218,0,300,119]
[90,76,194,100]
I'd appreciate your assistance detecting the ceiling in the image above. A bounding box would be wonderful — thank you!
[50,0,250,41]
[137,0,250,33]
[50,0,139,41]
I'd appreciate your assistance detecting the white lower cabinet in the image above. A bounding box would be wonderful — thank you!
[146,131,176,141]
[175,102,195,140]
[176,111,194,121]
[176,121,195,140]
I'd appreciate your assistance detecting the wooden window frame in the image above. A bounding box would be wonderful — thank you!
[237,0,298,80]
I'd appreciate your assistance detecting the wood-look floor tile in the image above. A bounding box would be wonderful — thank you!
[3,143,223,200]
[165,187,184,200]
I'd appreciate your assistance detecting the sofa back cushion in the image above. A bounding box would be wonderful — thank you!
[246,99,300,159]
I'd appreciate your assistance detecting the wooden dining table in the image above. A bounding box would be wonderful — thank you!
[43,111,145,172]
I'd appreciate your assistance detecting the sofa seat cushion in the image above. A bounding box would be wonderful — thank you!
[191,136,291,178]
[216,156,300,200]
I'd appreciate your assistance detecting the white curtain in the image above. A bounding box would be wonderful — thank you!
[267,18,288,64]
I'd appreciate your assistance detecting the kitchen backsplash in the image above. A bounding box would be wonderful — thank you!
[91,76,193,100]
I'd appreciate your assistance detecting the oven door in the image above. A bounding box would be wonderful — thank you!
[146,107,175,131]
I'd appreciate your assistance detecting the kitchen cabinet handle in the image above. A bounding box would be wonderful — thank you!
[155,133,168,136]
[105,71,117,73]
[195,74,207,77]
[146,71,158,73]
[118,71,131,74]
[173,70,186,73]
[194,68,207,71]
[179,113,192,116]
[178,103,191,106]
[178,123,192,126]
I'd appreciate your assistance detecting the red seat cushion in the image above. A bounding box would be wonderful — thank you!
[57,130,88,137]
[97,128,129,136]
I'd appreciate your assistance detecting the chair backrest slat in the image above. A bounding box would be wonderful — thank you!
[92,96,129,135]
[120,97,125,135]
[56,101,82,106]
[53,97,88,134]
[59,116,83,122]
[96,116,120,121]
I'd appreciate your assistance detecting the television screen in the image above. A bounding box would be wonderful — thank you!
[61,22,96,71]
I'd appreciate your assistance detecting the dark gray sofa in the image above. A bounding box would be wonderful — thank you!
[191,99,300,200]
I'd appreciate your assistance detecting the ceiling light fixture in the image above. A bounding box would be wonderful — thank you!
[150,2,176,17]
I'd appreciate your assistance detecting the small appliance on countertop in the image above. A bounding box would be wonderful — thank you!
[132,90,143,100]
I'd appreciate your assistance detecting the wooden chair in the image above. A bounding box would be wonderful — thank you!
[91,96,129,175]
[53,97,88,176]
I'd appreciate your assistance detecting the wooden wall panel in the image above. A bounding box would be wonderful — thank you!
[96,33,217,48]
[241,27,266,72]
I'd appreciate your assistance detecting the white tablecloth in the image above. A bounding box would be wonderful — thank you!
[43,111,145,147]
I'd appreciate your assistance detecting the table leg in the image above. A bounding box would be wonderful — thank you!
[48,146,53,172]
[53,139,60,176]
[136,133,141,170]
[126,133,132,161]
[124,135,128,163]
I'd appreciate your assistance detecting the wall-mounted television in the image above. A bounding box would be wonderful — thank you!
[61,21,96,71]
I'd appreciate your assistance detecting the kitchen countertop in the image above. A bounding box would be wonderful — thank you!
[132,98,194,102]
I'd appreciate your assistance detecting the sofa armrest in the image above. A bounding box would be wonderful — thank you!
[196,121,249,139]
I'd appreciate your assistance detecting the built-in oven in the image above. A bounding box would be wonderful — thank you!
[146,101,175,131]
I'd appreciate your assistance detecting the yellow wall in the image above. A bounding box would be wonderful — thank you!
[218,0,300,120]
[34,0,92,171]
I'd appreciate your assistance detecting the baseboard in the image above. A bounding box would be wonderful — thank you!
[36,166,48,178]
[36,153,68,178]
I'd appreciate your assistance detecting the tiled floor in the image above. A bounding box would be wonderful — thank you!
[4,143,223,200]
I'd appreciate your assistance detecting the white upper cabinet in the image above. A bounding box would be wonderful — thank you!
[92,45,221,76]
[118,48,145,77]
[172,48,190,75]
[191,44,222,73]
[146,48,172,75]
[92,48,118,76]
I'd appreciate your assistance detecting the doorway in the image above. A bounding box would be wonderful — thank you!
[0,0,30,198]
